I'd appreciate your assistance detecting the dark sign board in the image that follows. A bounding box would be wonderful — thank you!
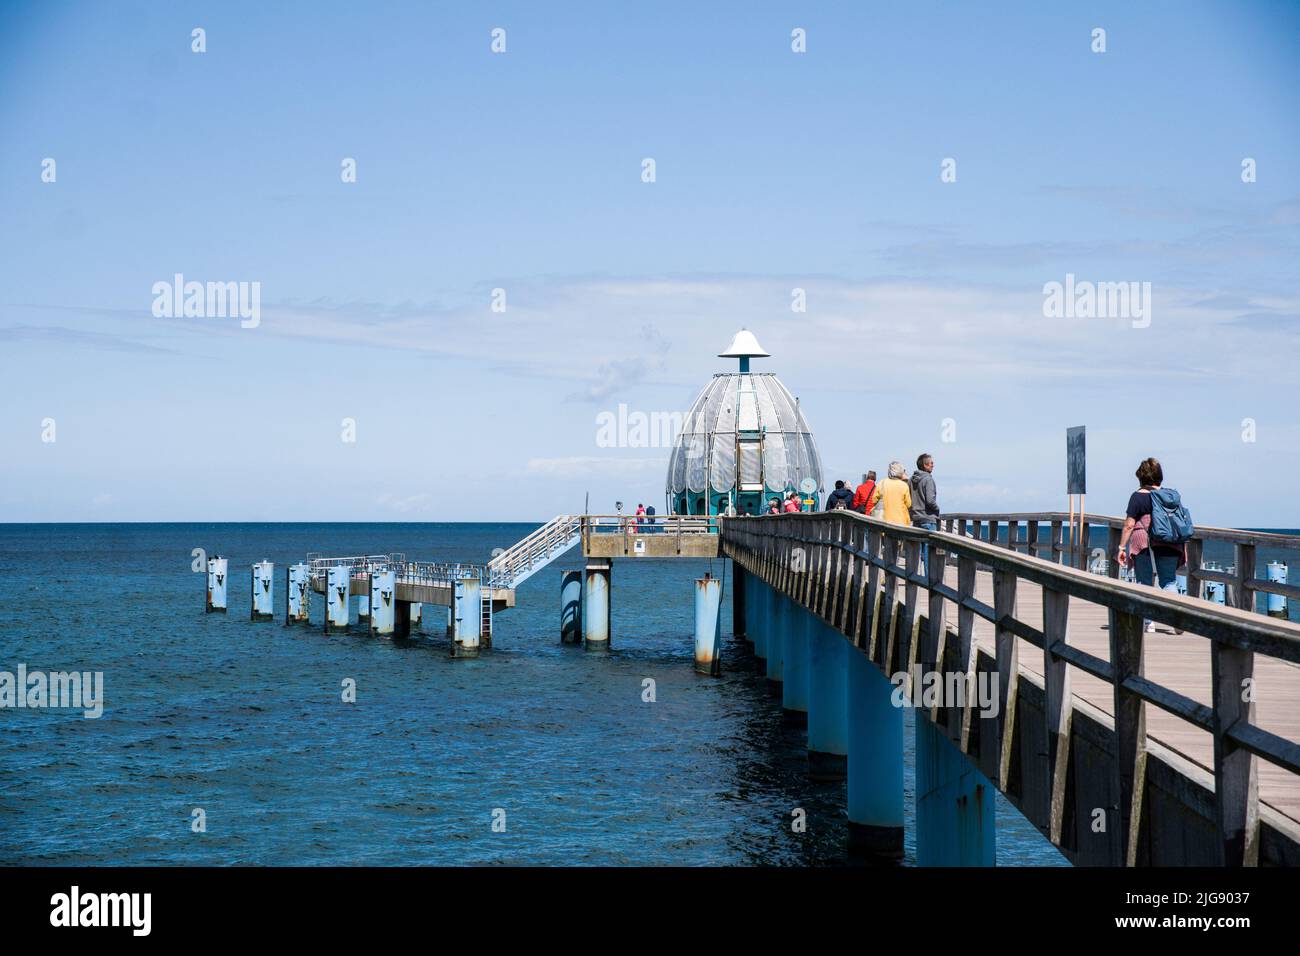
[1066,426,1086,495]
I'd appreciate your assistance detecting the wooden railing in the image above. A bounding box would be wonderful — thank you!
[720,511,1300,866]
[940,511,1299,617]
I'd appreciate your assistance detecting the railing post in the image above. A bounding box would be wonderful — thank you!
[1230,543,1258,614]
[1106,526,1121,579]
[877,536,900,669]
[894,538,923,689]
[1050,520,1063,565]
[1108,606,1147,866]
[864,527,883,657]
[955,553,977,753]
[1185,537,1204,601]
[1211,638,1259,866]
[993,568,1018,790]
[1028,520,1039,559]
[924,536,947,723]
[1042,587,1073,846]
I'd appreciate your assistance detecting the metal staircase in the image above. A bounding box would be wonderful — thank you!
[487,515,583,589]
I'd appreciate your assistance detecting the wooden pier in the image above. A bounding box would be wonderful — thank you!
[721,511,1300,866]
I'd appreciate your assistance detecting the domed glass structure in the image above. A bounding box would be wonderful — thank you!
[666,330,824,516]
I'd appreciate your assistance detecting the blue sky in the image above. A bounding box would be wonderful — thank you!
[2,1,1298,525]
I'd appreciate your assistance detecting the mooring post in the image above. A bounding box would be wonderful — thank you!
[451,576,482,657]
[846,646,904,861]
[250,560,274,621]
[807,617,848,780]
[369,568,396,637]
[915,710,995,865]
[325,565,350,633]
[781,596,808,720]
[286,563,310,624]
[205,556,228,613]
[582,560,611,648]
[560,569,583,644]
[694,574,723,675]
[733,564,747,641]
[1267,561,1289,618]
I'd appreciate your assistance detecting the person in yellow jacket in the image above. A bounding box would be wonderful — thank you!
[869,461,913,525]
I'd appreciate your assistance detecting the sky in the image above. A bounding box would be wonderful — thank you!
[1,0,1298,526]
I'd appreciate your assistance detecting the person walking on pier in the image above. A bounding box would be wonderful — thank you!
[826,479,855,511]
[783,491,801,513]
[1116,457,1191,633]
[767,497,782,515]
[910,453,941,570]
[869,461,913,526]
[852,471,877,514]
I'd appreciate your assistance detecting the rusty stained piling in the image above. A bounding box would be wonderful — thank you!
[693,574,723,675]
[369,568,396,636]
[325,565,350,634]
[250,560,274,621]
[451,577,482,657]
[286,563,310,624]
[205,556,228,613]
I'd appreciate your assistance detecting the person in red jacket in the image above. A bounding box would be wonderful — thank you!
[852,471,877,514]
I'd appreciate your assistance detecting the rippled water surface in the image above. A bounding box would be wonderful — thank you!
[0,523,1068,866]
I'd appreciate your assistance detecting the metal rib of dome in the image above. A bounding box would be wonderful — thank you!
[665,372,823,496]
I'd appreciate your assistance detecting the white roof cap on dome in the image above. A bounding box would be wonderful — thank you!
[718,328,770,358]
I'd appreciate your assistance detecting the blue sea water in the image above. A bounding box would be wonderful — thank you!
[0,523,1076,866]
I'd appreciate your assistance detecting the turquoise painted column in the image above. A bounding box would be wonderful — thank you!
[325,565,350,633]
[915,712,995,866]
[286,562,310,624]
[750,577,768,662]
[369,568,396,636]
[694,575,723,675]
[733,565,748,642]
[451,577,482,657]
[781,596,808,719]
[582,561,611,648]
[560,569,583,644]
[846,646,904,860]
[206,556,228,613]
[250,560,274,621]
[807,617,848,780]
[765,581,784,694]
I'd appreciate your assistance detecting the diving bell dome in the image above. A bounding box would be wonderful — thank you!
[666,330,823,514]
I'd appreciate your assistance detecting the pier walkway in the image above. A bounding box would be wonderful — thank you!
[722,511,1300,866]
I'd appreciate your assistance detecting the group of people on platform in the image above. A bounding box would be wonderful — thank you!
[820,453,942,534]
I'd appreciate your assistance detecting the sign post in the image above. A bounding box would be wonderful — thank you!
[1066,426,1086,570]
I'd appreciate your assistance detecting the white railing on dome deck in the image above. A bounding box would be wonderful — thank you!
[581,514,720,535]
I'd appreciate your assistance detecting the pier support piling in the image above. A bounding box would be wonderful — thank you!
[286,563,310,624]
[781,597,808,720]
[807,618,848,780]
[582,560,611,649]
[765,581,784,695]
[357,592,370,622]
[250,560,274,621]
[733,565,747,641]
[369,568,396,637]
[694,574,723,675]
[846,646,905,861]
[451,577,482,657]
[750,577,768,662]
[325,565,350,633]
[1267,561,1289,618]
[560,569,583,644]
[205,556,228,613]
[916,712,996,866]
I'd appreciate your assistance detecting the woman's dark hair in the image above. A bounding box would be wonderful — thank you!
[866,470,877,481]
[1136,457,1163,487]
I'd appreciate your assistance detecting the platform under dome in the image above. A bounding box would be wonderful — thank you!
[666,331,823,515]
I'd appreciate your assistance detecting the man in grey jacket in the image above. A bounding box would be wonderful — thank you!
[910,453,940,570]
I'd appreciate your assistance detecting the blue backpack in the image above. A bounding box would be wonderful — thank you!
[1149,487,1194,544]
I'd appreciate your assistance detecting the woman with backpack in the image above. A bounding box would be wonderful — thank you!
[1116,457,1189,633]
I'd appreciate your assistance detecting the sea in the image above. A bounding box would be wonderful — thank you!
[8,521,1289,867]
